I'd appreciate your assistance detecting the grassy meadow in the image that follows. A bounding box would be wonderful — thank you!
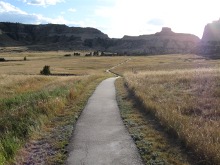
[113,54,220,164]
[0,51,219,164]
[0,51,129,164]
[0,51,128,75]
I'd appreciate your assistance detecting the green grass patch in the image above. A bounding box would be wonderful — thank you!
[0,75,107,164]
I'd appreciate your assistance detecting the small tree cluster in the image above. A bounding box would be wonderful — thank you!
[74,52,80,56]
[40,65,51,75]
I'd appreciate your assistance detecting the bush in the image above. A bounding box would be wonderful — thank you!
[0,58,5,62]
[40,65,51,75]
[73,52,80,56]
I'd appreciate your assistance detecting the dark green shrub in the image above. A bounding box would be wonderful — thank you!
[0,58,5,61]
[40,65,51,75]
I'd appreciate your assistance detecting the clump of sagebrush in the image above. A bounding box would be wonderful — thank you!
[40,65,51,75]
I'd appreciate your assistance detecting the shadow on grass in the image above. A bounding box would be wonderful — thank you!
[117,80,202,165]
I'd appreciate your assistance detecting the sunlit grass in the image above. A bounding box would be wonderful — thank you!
[123,66,220,164]
[0,75,106,164]
[0,51,128,164]
[113,54,220,74]
[0,51,128,75]
[116,78,192,165]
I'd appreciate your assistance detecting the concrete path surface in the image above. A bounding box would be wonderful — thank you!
[66,77,143,165]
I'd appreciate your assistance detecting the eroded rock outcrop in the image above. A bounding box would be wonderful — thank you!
[0,22,108,50]
[197,19,220,57]
[0,23,200,55]
[106,27,200,55]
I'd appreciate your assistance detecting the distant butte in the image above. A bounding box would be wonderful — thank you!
[1,22,220,57]
[155,27,174,35]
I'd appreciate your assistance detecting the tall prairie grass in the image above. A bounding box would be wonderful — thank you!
[0,74,105,164]
[0,51,129,164]
[124,68,220,164]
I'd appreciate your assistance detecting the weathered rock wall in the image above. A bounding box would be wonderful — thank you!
[107,28,200,55]
[0,22,108,47]
[197,19,220,58]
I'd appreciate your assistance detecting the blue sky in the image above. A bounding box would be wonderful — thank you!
[0,0,219,38]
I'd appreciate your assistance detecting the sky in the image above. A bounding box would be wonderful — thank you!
[0,0,219,38]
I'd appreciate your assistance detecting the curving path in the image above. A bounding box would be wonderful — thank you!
[66,77,143,165]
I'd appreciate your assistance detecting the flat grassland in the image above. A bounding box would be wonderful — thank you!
[1,52,219,164]
[0,51,129,164]
[113,54,220,164]
[0,51,127,75]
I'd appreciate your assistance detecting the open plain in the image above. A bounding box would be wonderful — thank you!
[0,51,219,165]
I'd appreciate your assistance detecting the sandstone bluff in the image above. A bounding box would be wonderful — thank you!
[197,19,220,57]
[0,20,220,57]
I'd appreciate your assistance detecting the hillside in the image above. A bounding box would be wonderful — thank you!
[0,22,108,50]
[197,19,220,57]
[81,27,200,55]
[107,27,200,55]
[0,23,200,54]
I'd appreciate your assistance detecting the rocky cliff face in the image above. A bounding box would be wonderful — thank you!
[197,19,220,57]
[0,22,109,49]
[0,23,200,55]
[106,27,200,55]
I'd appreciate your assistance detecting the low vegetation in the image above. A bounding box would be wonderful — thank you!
[0,51,128,164]
[116,78,192,165]
[40,65,51,75]
[1,51,219,164]
[0,75,106,164]
[115,55,220,164]
[0,51,128,75]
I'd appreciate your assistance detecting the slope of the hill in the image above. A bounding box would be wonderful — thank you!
[0,22,108,50]
[197,19,220,57]
[0,23,200,54]
[107,27,200,55]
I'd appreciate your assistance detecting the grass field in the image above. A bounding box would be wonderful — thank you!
[0,51,128,75]
[0,51,129,164]
[113,54,220,164]
[0,75,106,164]
[116,79,193,165]
[1,51,219,164]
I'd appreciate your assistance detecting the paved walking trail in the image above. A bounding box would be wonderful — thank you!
[66,77,143,165]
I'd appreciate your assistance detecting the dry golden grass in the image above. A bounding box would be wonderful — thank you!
[113,54,220,74]
[116,78,192,165]
[120,55,220,164]
[0,51,128,75]
[1,51,219,164]
[0,51,129,164]
[0,73,107,164]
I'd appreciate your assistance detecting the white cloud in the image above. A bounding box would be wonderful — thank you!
[0,1,26,14]
[0,1,81,26]
[23,0,65,6]
[68,8,76,13]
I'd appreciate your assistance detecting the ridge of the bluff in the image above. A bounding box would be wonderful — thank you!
[1,22,220,57]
